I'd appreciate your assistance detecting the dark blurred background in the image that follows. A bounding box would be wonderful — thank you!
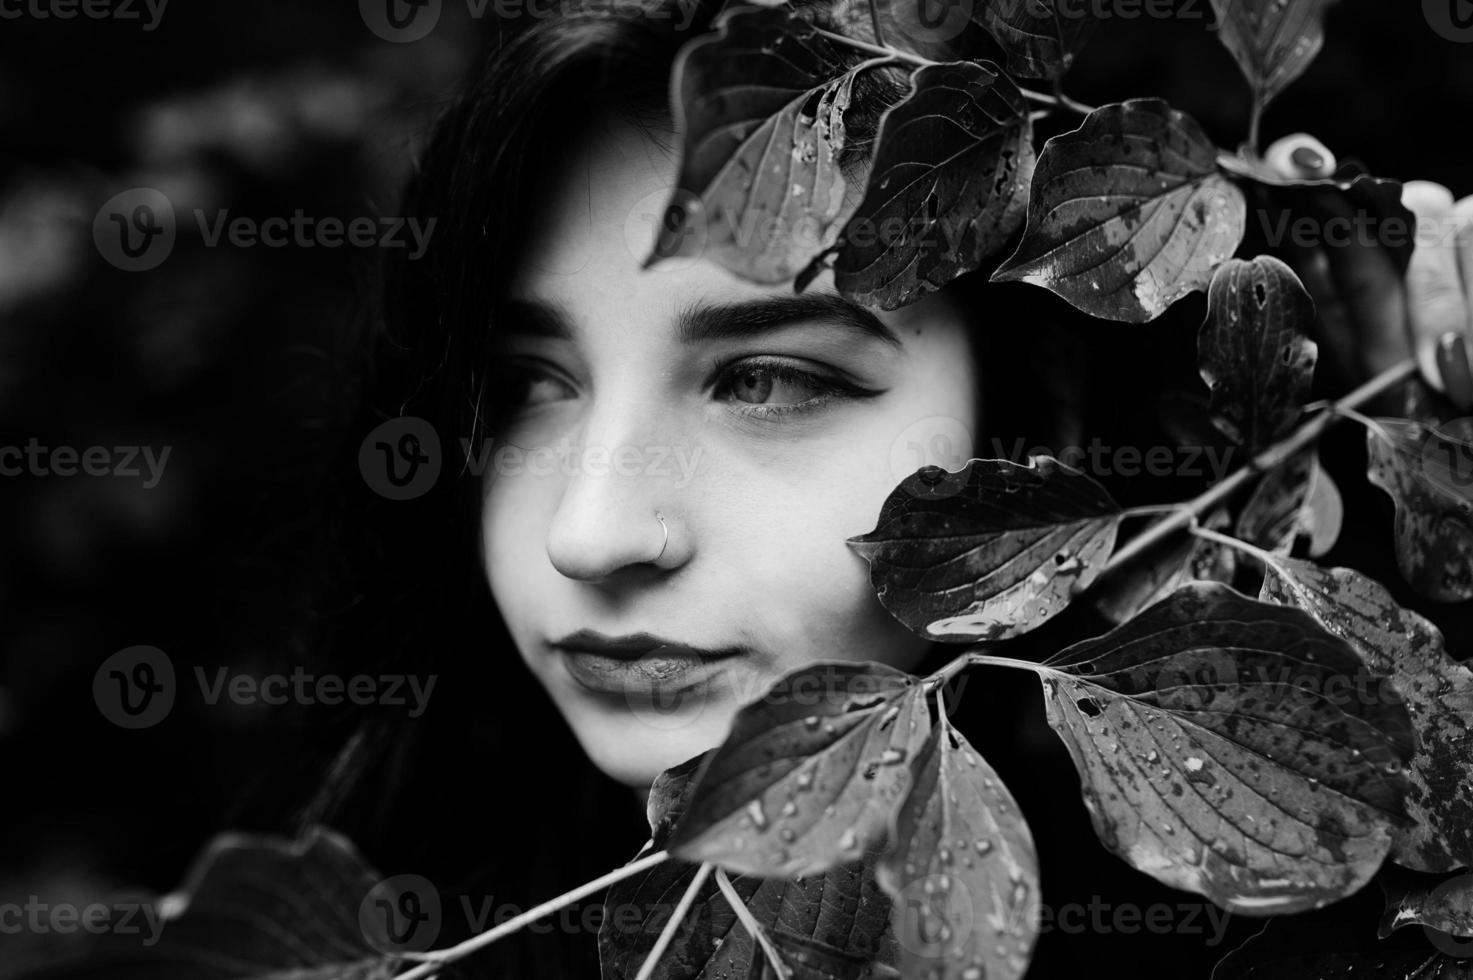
[0,1,1469,977]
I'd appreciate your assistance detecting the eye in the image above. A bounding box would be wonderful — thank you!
[490,359,577,411]
[714,356,875,417]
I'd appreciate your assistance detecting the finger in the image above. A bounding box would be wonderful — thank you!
[1264,133,1337,180]
[1311,188,1409,379]
[1403,180,1473,405]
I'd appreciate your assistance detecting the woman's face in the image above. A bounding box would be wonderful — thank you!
[481,113,981,789]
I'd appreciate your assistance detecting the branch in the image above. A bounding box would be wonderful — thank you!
[391,848,672,980]
[1097,356,1418,579]
[714,868,792,980]
[635,863,714,980]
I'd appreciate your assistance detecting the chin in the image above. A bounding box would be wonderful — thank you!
[568,699,738,790]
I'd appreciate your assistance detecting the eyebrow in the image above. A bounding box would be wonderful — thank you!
[501,291,902,349]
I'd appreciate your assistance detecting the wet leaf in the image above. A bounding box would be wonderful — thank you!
[1093,507,1238,625]
[1380,869,1473,940]
[17,828,406,979]
[654,7,860,282]
[1237,448,1343,558]
[604,762,897,980]
[1199,255,1318,452]
[834,61,1034,310]
[974,0,1099,80]
[848,457,1123,641]
[1213,910,1473,979]
[1208,0,1337,113]
[1366,418,1473,602]
[993,99,1246,323]
[877,717,1039,980]
[1259,556,1473,872]
[1039,581,1415,914]
[669,662,931,877]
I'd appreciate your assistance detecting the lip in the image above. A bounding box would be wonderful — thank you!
[551,630,744,698]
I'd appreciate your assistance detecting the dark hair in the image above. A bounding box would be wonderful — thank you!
[276,2,1200,976]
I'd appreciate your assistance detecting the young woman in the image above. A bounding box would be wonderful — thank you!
[291,0,1473,976]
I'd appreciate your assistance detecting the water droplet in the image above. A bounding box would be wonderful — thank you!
[1185,756,1204,772]
[839,829,859,852]
[803,715,821,730]
[780,800,798,817]
[747,800,768,831]
[880,748,907,765]
[974,839,994,856]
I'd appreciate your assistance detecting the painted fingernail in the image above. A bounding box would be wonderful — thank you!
[1436,332,1473,410]
[1291,145,1326,174]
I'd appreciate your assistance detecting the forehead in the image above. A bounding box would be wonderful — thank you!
[506,110,972,342]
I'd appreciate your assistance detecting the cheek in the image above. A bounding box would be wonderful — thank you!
[480,476,549,649]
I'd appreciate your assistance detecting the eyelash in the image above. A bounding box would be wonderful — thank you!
[711,356,875,419]
[491,356,878,420]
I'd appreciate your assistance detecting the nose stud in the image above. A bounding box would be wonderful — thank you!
[654,512,669,562]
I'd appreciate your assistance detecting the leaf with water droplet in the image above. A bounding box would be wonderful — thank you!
[1199,256,1317,453]
[1378,866,1473,940]
[1260,556,1473,872]
[1040,581,1416,913]
[848,456,1123,641]
[878,717,1039,980]
[606,761,899,980]
[655,7,861,282]
[992,99,1247,323]
[669,662,931,877]
[833,60,1033,310]
[1365,418,1473,602]
[1207,0,1337,114]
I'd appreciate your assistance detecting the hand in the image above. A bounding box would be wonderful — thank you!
[1264,133,1473,411]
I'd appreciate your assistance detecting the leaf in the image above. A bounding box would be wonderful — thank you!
[1366,418,1473,602]
[877,717,1039,980]
[1259,556,1473,872]
[1038,581,1416,914]
[1217,154,1418,275]
[26,828,406,979]
[993,99,1247,323]
[1093,507,1238,625]
[1237,448,1343,558]
[1208,0,1337,113]
[974,0,1099,80]
[1212,910,1473,980]
[668,662,931,877]
[654,7,860,282]
[1199,255,1318,452]
[847,456,1123,642]
[833,60,1034,310]
[1380,869,1473,940]
[604,761,898,980]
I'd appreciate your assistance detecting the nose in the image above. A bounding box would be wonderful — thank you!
[544,398,691,582]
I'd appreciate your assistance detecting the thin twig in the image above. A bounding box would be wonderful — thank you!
[1189,523,1280,568]
[714,868,792,980]
[391,849,672,980]
[634,863,715,980]
[866,0,886,48]
[1098,357,1418,580]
